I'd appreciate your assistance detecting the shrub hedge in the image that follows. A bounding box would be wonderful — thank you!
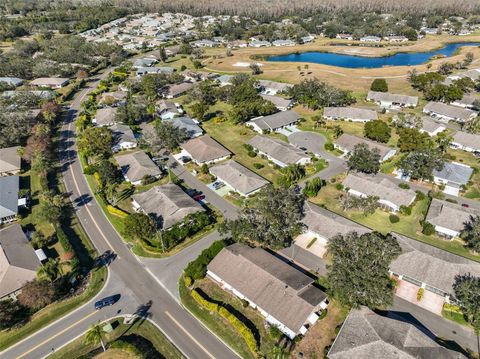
[107,205,129,218]
[184,240,227,279]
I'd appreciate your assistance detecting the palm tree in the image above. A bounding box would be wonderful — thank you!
[84,323,107,351]
[36,258,60,282]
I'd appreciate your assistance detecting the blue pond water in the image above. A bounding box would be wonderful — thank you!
[267,42,480,68]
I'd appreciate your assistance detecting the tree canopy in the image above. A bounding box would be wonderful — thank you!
[327,231,401,308]
[453,274,480,335]
[220,185,305,249]
[77,126,112,158]
[399,149,444,181]
[370,78,388,92]
[397,128,432,152]
[460,216,480,253]
[364,120,391,143]
[347,143,381,174]
[152,120,188,152]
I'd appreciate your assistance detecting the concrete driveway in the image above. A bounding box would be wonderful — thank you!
[395,280,445,315]
[288,131,329,158]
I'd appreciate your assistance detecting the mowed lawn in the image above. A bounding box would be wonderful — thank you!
[201,118,281,183]
[447,148,480,200]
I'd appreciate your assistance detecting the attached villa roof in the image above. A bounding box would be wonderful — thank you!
[421,116,445,133]
[423,102,477,121]
[166,82,194,97]
[0,146,21,174]
[328,306,466,359]
[303,202,370,240]
[367,91,418,106]
[157,100,179,113]
[248,135,308,165]
[343,173,416,208]
[247,110,300,131]
[258,79,292,92]
[390,233,480,295]
[323,107,378,121]
[94,107,116,126]
[0,175,19,219]
[164,117,203,138]
[452,131,480,151]
[110,123,136,145]
[181,135,231,163]
[0,224,40,297]
[260,94,293,109]
[132,183,203,229]
[209,160,269,195]
[426,198,480,233]
[114,151,162,183]
[30,77,69,87]
[207,243,327,334]
[334,134,395,159]
[433,162,473,185]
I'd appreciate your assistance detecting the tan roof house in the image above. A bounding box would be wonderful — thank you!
[207,243,328,339]
[451,131,480,153]
[0,146,21,176]
[30,77,69,89]
[334,134,396,162]
[181,135,232,164]
[114,151,162,186]
[93,107,116,127]
[323,107,377,122]
[0,224,41,298]
[248,135,311,168]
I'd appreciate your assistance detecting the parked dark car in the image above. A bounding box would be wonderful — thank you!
[94,295,118,310]
[193,194,205,201]
[462,203,470,208]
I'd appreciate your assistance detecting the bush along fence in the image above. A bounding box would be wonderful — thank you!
[190,288,258,355]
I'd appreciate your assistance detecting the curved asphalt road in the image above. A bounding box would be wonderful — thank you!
[0,77,238,359]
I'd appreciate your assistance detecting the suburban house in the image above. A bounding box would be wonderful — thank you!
[432,162,473,196]
[209,160,269,196]
[248,135,311,168]
[419,117,446,137]
[0,224,41,299]
[390,232,480,306]
[246,110,300,134]
[0,146,21,176]
[384,35,409,42]
[132,183,203,230]
[0,77,23,87]
[299,202,370,257]
[114,151,162,186]
[207,243,328,339]
[164,82,194,99]
[335,34,353,40]
[157,100,182,119]
[366,91,418,109]
[360,36,381,42]
[0,176,25,224]
[423,101,477,123]
[227,40,248,48]
[164,117,203,138]
[180,135,232,164]
[451,94,480,109]
[92,107,116,127]
[260,94,294,111]
[426,199,480,239]
[323,107,378,122]
[249,40,271,47]
[216,75,233,87]
[99,91,127,106]
[327,306,465,359]
[334,134,396,162]
[30,77,69,89]
[272,39,296,46]
[110,123,137,152]
[258,80,292,95]
[136,67,174,77]
[342,173,416,213]
[191,39,219,47]
[132,57,157,68]
[450,131,480,153]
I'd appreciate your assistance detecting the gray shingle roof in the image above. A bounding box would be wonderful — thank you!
[323,107,378,121]
[157,100,179,114]
[114,151,162,183]
[390,233,480,295]
[111,123,136,146]
[0,223,40,297]
[260,94,293,109]
[248,135,308,165]
[248,110,300,131]
[421,116,445,133]
[94,107,116,126]
[0,146,21,174]
[328,307,466,359]
[132,183,203,229]
[258,79,292,92]
[166,82,194,97]
[164,117,202,138]
[207,243,327,334]
[426,198,480,233]
[303,202,370,239]
[181,135,231,163]
[343,173,416,208]
[452,131,480,151]
[0,175,19,220]
[423,102,477,121]
[209,160,269,195]
[433,162,473,185]
[367,91,418,107]
[334,134,395,160]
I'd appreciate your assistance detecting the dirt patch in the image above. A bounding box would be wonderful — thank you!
[292,299,349,358]
[94,348,139,359]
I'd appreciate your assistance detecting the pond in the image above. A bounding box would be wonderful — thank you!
[267,42,480,68]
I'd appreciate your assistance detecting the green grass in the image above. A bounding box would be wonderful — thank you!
[179,277,278,359]
[442,309,470,328]
[48,317,183,359]
[0,266,106,351]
